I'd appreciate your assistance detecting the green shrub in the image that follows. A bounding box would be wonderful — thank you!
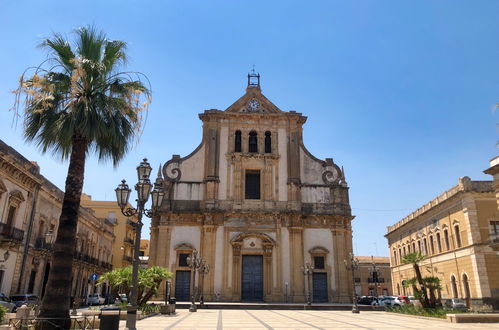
[139,303,161,315]
[386,305,467,319]
[0,305,8,322]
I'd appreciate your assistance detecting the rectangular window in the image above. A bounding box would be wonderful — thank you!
[491,221,499,236]
[0,270,4,291]
[179,253,189,267]
[245,170,260,200]
[314,256,325,269]
[436,233,442,253]
[28,270,37,293]
[6,206,16,226]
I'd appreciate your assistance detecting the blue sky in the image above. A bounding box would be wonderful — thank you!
[1,1,498,257]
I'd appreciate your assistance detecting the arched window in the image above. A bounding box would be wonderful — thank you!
[444,229,450,250]
[397,283,400,295]
[423,238,428,254]
[436,232,442,253]
[398,248,402,260]
[462,273,470,301]
[234,130,242,152]
[264,131,271,153]
[429,235,435,254]
[451,275,458,298]
[417,241,421,253]
[454,225,462,248]
[248,131,258,153]
[393,250,398,265]
[412,242,416,253]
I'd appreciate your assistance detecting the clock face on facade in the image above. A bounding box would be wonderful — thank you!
[246,99,260,112]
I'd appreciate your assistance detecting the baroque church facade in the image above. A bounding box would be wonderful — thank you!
[148,73,354,303]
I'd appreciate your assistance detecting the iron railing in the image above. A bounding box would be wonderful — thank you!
[0,222,24,242]
[9,315,98,329]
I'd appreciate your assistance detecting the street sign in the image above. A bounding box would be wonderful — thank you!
[90,273,99,281]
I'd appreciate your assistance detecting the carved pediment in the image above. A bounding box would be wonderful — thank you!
[225,86,282,114]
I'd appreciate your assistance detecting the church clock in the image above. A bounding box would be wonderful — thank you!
[246,99,260,112]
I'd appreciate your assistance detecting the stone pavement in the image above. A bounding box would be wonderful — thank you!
[119,309,499,329]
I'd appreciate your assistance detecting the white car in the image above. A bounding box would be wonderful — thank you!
[87,293,105,305]
[371,296,406,307]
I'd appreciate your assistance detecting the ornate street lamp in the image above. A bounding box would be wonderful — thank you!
[370,256,379,298]
[344,253,360,314]
[301,262,314,306]
[199,260,210,306]
[186,250,205,312]
[39,230,54,300]
[115,159,164,330]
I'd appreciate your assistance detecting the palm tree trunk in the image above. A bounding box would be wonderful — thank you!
[413,264,430,308]
[38,135,87,329]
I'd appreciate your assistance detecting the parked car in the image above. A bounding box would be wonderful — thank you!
[119,293,128,303]
[371,296,407,307]
[0,294,15,312]
[408,296,419,305]
[87,293,105,306]
[444,298,467,310]
[357,296,376,305]
[9,294,39,309]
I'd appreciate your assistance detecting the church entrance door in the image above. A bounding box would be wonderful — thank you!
[312,272,328,302]
[241,255,263,301]
[175,270,191,301]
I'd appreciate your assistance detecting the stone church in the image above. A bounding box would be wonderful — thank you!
[148,73,354,303]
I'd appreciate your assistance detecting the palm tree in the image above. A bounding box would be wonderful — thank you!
[423,276,442,308]
[401,252,430,307]
[14,26,151,328]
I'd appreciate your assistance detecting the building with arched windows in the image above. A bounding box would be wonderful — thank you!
[148,73,354,303]
[385,175,499,310]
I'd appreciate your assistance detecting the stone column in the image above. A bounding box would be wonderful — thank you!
[155,226,172,300]
[231,243,242,301]
[263,243,273,301]
[201,224,217,301]
[289,227,305,302]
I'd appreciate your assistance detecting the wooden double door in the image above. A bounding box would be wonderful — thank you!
[241,255,263,301]
[175,270,191,301]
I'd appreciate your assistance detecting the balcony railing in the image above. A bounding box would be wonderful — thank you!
[126,219,136,228]
[122,255,133,263]
[33,237,53,251]
[0,223,24,242]
[124,237,134,246]
[368,277,385,283]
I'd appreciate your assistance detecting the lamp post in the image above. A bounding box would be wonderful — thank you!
[39,230,54,298]
[186,250,203,312]
[370,256,379,298]
[344,252,360,313]
[115,159,165,330]
[199,260,210,306]
[301,262,314,306]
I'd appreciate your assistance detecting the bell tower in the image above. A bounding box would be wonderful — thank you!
[247,66,260,89]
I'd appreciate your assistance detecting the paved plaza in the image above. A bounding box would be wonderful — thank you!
[119,310,499,329]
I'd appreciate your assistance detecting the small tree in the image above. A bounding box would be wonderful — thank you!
[98,266,172,306]
[402,252,430,307]
[423,276,442,308]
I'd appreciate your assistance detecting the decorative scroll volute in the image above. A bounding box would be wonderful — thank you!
[163,155,182,182]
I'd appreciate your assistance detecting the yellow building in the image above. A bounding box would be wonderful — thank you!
[385,176,499,310]
[0,139,114,301]
[355,256,392,297]
[81,194,137,269]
